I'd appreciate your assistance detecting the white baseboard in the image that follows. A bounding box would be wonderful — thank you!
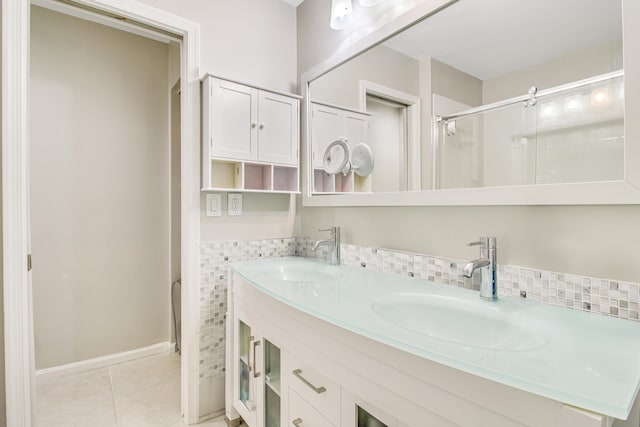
[35,342,173,380]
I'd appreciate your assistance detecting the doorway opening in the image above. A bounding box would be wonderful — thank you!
[2,1,201,425]
[359,80,421,191]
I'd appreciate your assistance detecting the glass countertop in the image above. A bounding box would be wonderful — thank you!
[231,257,640,419]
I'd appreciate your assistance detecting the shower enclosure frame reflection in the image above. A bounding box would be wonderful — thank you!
[433,70,625,190]
[300,0,640,206]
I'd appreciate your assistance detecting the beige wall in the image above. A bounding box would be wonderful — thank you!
[483,40,623,103]
[431,58,483,107]
[30,7,171,369]
[296,0,640,284]
[311,44,420,110]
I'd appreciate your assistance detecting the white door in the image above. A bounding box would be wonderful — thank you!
[366,96,407,193]
[210,78,258,161]
[257,91,299,165]
[311,103,342,169]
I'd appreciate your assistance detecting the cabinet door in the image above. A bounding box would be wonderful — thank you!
[234,315,259,427]
[342,111,369,149]
[210,78,258,161]
[257,91,299,165]
[263,338,282,427]
[311,103,342,169]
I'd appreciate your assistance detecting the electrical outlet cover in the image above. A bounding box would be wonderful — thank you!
[228,193,242,216]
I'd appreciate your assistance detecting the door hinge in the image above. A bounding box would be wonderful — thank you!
[27,254,32,271]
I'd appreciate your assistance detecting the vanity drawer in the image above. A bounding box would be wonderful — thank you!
[288,353,340,425]
[289,388,335,427]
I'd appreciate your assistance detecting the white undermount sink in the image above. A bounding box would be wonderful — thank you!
[372,293,547,351]
[254,258,341,283]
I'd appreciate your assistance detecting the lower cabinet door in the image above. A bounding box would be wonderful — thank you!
[289,388,335,427]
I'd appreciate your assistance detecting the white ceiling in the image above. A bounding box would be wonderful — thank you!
[384,0,622,80]
[280,0,304,6]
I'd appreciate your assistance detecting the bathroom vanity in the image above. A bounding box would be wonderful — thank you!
[226,257,640,427]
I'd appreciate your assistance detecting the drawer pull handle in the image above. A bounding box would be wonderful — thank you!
[252,340,261,378]
[292,369,326,394]
[292,418,302,427]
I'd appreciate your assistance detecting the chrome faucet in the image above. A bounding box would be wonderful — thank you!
[462,237,498,300]
[312,226,341,265]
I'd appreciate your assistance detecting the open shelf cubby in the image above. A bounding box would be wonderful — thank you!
[245,163,273,191]
[273,166,298,192]
[313,169,334,193]
[210,159,243,190]
[205,158,299,193]
[335,172,354,193]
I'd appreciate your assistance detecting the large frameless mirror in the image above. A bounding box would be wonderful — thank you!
[303,0,640,206]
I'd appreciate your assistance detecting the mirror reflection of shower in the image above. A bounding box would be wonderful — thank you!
[436,71,624,189]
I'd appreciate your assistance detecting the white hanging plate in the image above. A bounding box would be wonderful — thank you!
[351,143,374,177]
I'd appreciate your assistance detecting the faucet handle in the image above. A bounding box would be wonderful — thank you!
[468,237,496,248]
[319,227,339,235]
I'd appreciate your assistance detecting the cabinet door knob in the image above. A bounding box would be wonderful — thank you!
[259,123,265,130]
[251,123,258,129]
[292,418,302,427]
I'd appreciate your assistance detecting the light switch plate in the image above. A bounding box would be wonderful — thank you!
[228,193,242,216]
[205,193,222,217]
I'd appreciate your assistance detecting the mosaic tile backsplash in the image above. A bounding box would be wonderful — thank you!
[199,238,296,383]
[303,240,640,322]
[199,237,640,385]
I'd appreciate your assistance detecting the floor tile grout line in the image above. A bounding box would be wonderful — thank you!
[108,364,120,427]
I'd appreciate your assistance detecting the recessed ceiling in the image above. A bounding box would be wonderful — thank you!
[280,0,304,6]
[384,0,622,80]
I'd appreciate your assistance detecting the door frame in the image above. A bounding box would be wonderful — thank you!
[2,0,202,425]
[358,80,421,191]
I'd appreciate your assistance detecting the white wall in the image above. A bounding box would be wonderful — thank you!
[30,7,171,369]
[296,0,640,284]
[138,0,299,243]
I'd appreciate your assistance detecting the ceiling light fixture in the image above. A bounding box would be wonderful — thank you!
[330,0,354,30]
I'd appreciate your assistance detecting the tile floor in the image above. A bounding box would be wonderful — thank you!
[36,353,226,427]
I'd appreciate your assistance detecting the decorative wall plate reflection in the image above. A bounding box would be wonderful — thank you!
[351,143,374,177]
[323,139,351,175]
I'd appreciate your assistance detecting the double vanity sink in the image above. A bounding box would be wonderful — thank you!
[229,256,640,426]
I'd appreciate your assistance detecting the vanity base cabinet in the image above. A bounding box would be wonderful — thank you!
[289,389,335,427]
[229,272,638,427]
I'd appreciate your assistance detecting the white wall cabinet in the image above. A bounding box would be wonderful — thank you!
[310,101,370,193]
[202,75,300,193]
[228,271,639,427]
